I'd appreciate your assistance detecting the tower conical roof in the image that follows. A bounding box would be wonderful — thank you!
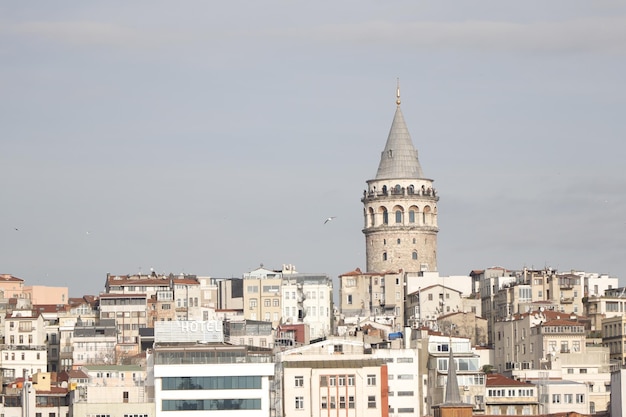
[375,93,425,180]
[444,344,463,404]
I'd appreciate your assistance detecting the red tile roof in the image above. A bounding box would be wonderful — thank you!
[486,373,534,387]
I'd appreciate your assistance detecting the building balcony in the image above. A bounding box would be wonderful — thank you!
[0,344,47,351]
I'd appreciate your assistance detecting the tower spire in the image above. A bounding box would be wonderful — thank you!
[396,78,401,106]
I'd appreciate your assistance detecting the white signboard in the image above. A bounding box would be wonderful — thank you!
[154,320,224,343]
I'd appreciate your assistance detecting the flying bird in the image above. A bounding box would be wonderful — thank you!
[324,217,336,224]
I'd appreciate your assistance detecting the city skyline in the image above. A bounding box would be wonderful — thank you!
[2,1,626,296]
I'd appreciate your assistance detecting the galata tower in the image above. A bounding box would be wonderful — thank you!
[362,85,439,273]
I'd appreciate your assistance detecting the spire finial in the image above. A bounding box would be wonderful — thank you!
[396,78,401,106]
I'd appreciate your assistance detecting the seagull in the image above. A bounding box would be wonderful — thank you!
[324,216,336,224]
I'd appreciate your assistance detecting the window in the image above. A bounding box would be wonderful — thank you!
[321,396,327,409]
[249,299,257,308]
[367,375,376,386]
[347,294,352,305]
[330,396,336,409]
[348,375,355,386]
[264,299,271,307]
[409,210,415,223]
[552,394,561,404]
[123,391,129,403]
[564,393,573,403]
[295,376,304,387]
[339,396,346,409]
[295,396,304,409]
[273,299,279,307]
[395,211,402,223]
[367,396,376,408]
[576,394,585,403]
[348,395,355,408]
[382,252,387,261]
[412,251,418,260]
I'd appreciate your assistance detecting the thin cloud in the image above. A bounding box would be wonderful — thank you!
[6,17,626,55]
[4,21,190,49]
[272,17,626,54]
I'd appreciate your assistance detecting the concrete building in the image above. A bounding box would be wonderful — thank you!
[149,342,274,416]
[243,266,283,327]
[437,312,488,346]
[277,337,394,417]
[98,293,148,358]
[339,269,404,330]
[361,86,439,274]
[405,284,479,332]
[417,335,485,416]
[484,373,538,415]
[602,314,626,364]
[585,286,626,334]
[72,319,117,366]
[493,309,611,413]
[1,309,47,380]
[224,319,274,348]
[70,364,153,417]
[0,274,26,299]
[24,285,68,305]
[281,273,333,339]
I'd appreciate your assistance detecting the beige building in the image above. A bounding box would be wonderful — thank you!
[493,309,611,413]
[484,373,538,415]
[0,274,26,299]
[24,285,68,305]
[362,87,439,274]
[99,293,148,358]
[437,311,488,346]
[405,284,479,332]
[602,314,626,364]
[243,266,283,327]
[585,286,626,333]
[70,364,153,417]
[339,268,404,329]
[278,338,391,417]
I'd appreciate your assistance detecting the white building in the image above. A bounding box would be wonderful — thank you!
[1,310,47,379]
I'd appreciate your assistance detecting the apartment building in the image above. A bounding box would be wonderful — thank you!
[339,268,404,330]
[1,309,47,380]
[484,373,538,415]
[493,309,611,412]
[278,337,391,417]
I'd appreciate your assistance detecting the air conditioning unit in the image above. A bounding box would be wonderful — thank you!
[463,386,469,391]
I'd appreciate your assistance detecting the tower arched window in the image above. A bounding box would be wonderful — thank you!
[409,210,416,223]
[394,184,402,195]
[412,251,418,260]
[397,239,401,244]
[395,210,402,223]
[382,252,387,261]
[382,209,389,225]
[408,185,415,194]
[369,208,375,227]
[382,185,388,195]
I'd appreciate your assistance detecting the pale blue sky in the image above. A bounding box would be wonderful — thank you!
[2,1,626,296]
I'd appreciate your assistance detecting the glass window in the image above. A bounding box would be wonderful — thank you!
[368,396,376,408]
